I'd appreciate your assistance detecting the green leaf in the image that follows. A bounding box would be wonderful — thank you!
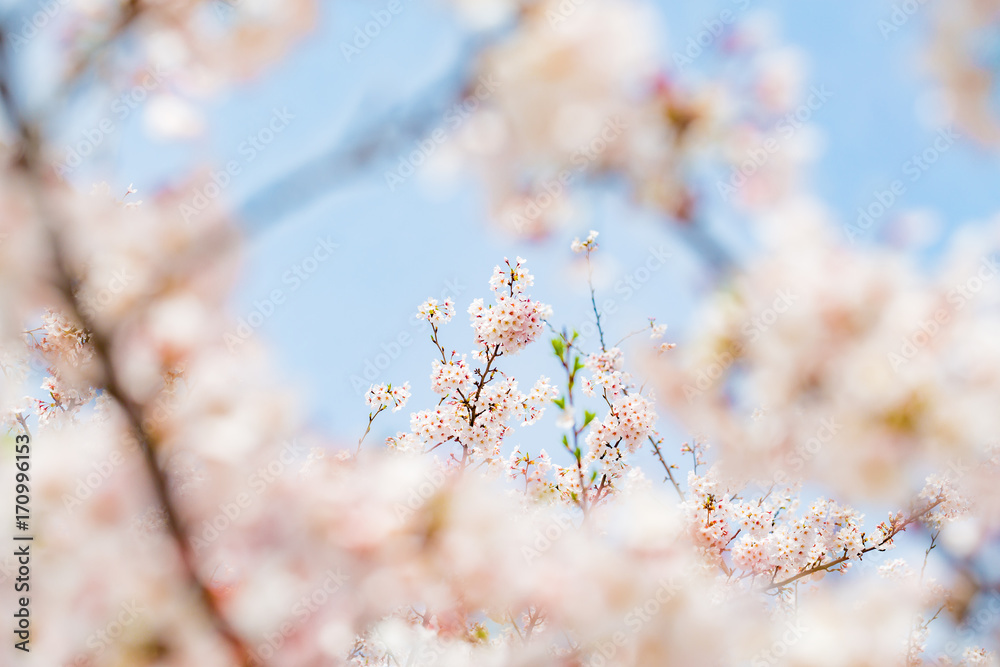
[590,470,598,482]
[573,355,585,373]
[562,434,570,449]
[574,446,582,459]
[551,337,565,358]
[583,410,597,427]
[553,396,566,410]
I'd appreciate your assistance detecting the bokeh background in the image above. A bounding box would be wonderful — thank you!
[9,0,1000,460]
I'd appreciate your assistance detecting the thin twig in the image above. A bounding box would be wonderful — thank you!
[585,252,607,351]
[648,435,684,501]
[766,497,946,591]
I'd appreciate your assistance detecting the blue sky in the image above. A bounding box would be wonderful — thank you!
[38,0,1000,452]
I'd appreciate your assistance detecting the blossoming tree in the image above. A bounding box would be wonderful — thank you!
[1,1,1000,666]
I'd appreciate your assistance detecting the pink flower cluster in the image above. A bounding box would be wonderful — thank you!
[584,347,629,400]
[378,260,557,468]
[571,230,600,253]
[684,468,883,583]
[408,375,556,462]
[366,382,411,413]
[5,1,1000,664]
[585,394,657,479]
[468,258,551,354]
[430,356,473,395]
[507,447,554,498]
[417,297,456,325]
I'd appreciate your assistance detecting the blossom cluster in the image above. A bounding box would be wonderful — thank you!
[685,467,866,580]
[584,393,657,480]
[365,382,411,413]
[507,447,554,499]
[371,259,557,470]
[442,0,821,235]
[417,297,456,325]
[571,229,600,254]
[656,203,1000,506]
[468,257,551,354]
[927,1,1000,145]
[2,1,1000,666]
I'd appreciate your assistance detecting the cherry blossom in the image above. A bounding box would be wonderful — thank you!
[1,3,999,666]
[468,258,551,354]
[365,382,411,413]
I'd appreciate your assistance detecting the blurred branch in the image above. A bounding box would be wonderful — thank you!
[234,37,737,278]
[0,20,260,667]
[61,0,144,87]
[675,214,740,276]
[237,55,479,234]
[235,81,739,280]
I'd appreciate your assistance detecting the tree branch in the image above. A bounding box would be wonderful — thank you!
[0,30,260,664]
